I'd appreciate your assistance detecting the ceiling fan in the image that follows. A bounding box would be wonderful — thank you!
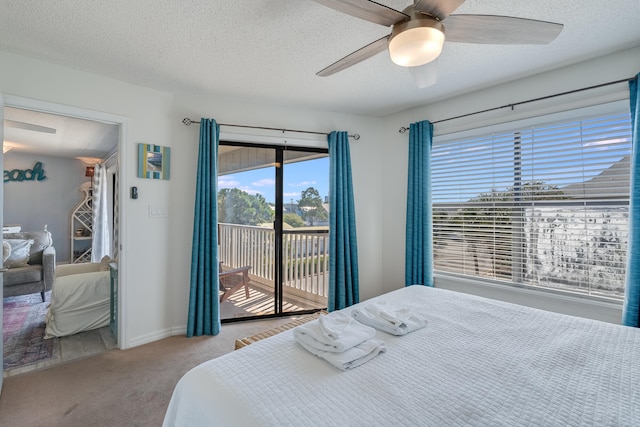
[313,0,563,87]
[4,119,57,134]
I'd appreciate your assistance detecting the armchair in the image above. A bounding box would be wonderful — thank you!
[3,229,56,301]
[44,258,112,338]
[219,263,252,303]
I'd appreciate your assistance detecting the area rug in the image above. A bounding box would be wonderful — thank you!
[3,293,59,370]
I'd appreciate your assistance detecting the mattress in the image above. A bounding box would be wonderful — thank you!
[163,285,640,426]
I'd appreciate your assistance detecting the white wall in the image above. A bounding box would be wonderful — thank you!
[165,94,387,334]
[3,152,90,263]
[2,45,637,348]
[1,51,175,348]
[0,50,388,348]
[382,46,640,322]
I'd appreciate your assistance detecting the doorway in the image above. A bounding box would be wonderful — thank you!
[2,96,125,377]
[218,142,329,321]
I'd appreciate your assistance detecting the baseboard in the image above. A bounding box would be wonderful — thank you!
[127,327,175,348]
[171,326,187,336]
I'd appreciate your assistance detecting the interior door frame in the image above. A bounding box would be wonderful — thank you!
[1,94,128,349]
[1,93,5,394]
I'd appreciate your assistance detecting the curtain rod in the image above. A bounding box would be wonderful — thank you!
[182,118,360,140]
[398,77,634,134]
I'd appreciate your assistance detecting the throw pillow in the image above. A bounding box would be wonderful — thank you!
[4,239,35,268]
[3,241,11,262]
[100,255,113,271]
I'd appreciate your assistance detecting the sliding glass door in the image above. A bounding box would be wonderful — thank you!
[218,142,328,321]
[281,150,330,314]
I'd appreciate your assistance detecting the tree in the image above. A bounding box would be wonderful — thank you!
[452,181,567,278]
[462,181,566,224]
[283,213,305,228]
[218,188,273,225]
[298,187,328,226]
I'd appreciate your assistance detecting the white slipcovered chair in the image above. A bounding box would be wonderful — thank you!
[44,258,112,338]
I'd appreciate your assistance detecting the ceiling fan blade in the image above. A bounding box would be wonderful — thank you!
[4,119,57,134]
[317,35,389,77]
[444,15,563,44]
[408,60,438,89]
[413,0,466,21]
[311,0,408,26]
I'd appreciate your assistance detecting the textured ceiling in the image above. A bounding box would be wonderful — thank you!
[1,0,640,156]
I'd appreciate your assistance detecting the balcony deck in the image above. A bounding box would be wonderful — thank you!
[220,273,327,320]
[219,222,329,320]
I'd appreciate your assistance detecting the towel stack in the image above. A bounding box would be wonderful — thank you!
[293,313,386,371]
[351,301,428,335]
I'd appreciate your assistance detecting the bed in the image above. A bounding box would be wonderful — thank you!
[163,285,640,426]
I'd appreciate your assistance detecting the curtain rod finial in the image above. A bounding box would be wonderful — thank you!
[182,118,194,126]
[399,127,409,134]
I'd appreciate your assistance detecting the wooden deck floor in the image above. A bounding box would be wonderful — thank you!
[220,274,326,320]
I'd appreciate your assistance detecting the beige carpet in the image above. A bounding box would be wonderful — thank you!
[0,316,298,427]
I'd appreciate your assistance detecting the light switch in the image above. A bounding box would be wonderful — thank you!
[148,205,169,218]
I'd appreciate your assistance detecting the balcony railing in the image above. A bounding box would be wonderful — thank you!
[218,223,329,305]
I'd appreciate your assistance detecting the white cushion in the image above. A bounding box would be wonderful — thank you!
[99,255,113,271]
[3,241,11,262]
[4,239,34,268]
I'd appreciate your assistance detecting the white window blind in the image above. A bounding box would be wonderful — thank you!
[432,110,632,298]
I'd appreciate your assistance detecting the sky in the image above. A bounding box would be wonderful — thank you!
[218,157,329,205]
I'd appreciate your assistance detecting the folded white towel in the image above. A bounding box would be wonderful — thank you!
[297,338,386,371]
[293,313,376,353]
[318,312,351,340]
[352,302,428,336]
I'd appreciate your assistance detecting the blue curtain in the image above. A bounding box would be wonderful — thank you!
[187,118,220,337]
[623,73,640,327]
[405,120,434,287]
[328,131,359,311]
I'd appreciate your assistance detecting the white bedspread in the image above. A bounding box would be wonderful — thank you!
[163,285,640,426]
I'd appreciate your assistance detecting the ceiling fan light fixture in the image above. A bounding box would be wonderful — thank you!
[389,18,444,67]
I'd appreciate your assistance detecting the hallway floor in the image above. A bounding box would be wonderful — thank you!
[4,325,117,378]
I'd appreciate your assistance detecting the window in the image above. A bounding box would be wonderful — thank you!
[432,104,632,299]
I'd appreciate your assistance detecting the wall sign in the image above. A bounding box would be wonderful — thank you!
[4,161,47,183]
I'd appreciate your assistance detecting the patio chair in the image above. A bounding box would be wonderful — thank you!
[219,262,252,303]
